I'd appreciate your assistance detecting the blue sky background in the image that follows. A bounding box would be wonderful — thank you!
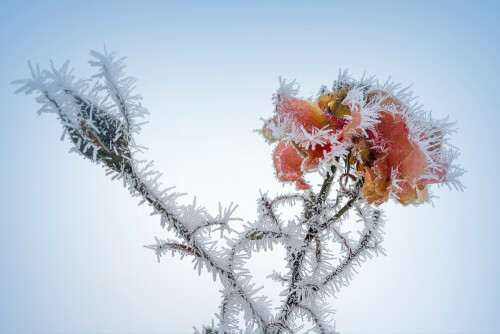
[1,1,499,333]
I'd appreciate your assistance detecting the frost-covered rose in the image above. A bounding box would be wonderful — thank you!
[262,74,461,206]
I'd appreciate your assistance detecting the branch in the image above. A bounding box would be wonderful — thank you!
[277,165,338,326]
[321,212,382,289]
[320,177,364,229]
[89,49,148,138]
[19,61,271,332]
[259,193,306,233]
[129,166,271,331]
[145,238,201,261]
[331,226,352,257]
[295,304,328,334]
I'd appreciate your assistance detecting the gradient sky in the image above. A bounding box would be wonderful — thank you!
[1,1,499,333]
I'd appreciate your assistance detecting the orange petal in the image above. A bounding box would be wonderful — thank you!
[396,183,428,205]
[273,142,305,183]
[361,167,389,206]
[349,136,372,171]
[302,143,332,172]
[399,142,428,183]
[276,96,331,132]
[296,177,310,190]
[343,108,362,141]
[374,112,413,165]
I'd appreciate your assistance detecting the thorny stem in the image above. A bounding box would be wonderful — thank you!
[331,226,353,256]
[43,87,274,330]
[263,194,306,235]
[159,242,202,258]
[102,65,132,134]
[321,178,364,229]
[316,166,336,205]
[190,221,227,238]
[42,87,270,332]
[295,304,327,334]
[277,165,339,326]
[43,86,269,331]
[321,212,380,287]
[127,167,270,331]
[277,163,365,330]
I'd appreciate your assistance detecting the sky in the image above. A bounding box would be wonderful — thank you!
[0,0,499,333]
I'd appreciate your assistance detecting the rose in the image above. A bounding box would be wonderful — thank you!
[262,79,453,206]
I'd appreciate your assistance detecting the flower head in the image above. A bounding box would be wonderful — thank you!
[261,73,463,206]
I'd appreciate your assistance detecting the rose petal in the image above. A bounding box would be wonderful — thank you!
[273,142,309,189]
[276,95,331,132]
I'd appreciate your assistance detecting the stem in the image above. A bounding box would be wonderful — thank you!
[320,178,364,229]
[321,213,380,287]
[277,165,338,325]
[295,304,327,334]
[126,164,270,331]
[331,226,353,256]
[277,161,366,329]
[316,166,337,205]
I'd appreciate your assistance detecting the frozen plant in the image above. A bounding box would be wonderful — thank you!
[14,49,464,334]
